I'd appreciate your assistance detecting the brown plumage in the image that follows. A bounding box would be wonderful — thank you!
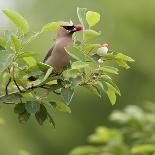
[44,24,83,73]
[28,24,83,81]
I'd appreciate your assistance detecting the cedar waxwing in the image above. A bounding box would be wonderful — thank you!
[28,24,83,81]
[44,24,83,73]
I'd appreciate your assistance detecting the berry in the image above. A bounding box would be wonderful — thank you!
[75,24,84,31]
[98,59,104,64]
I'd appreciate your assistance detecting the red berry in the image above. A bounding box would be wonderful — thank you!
[75,24,84,31]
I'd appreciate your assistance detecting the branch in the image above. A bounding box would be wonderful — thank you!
[0,83,62,104]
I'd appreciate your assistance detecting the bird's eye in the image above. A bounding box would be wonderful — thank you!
[63,25,75,30]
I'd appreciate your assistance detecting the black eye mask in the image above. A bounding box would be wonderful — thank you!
[62,25,75,31]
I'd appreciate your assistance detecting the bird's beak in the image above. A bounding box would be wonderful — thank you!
[71,27,77,32]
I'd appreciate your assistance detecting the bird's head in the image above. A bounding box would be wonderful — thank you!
[58,23,83,37]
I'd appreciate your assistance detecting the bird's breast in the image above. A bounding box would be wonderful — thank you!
[45,37,72,71]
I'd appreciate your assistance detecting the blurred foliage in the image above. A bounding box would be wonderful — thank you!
[0,8,133,125]
[69,103,155,155]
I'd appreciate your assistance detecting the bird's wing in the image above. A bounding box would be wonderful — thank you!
[43,46,54,62]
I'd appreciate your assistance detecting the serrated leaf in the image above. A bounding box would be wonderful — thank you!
[11,34,21,52]
[2,9,29,34]
[97,66,119,75]
[56,101,71,113]
[115,59,130,69]
[14,103,26,114]
[106,83,117,105]
[65,46,85,61]
[83,30,101,40]
[25,101,40,114]
[18,111,30,123]
[72,61,89,69]
[86,11,100,27]
[41,21,65,32]
[61,88,74,105]
[23,56,37,67]
[77,7,87,27]
[35,104,47,125]
[0,50,14,74]
[115,53,134,62]
[63,69,80,79]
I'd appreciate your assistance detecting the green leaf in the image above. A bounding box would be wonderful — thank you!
[0,50,14,74]
[63,69,81,79]
[11,35,21,52]
[115,53,135,62]
[115,59,130,69]
[35,104,47,125]
[97,66,119,75]
[69,146,98,155]
[83,44,101,53]
[100,75,121,95]
[77,7,87,27]
[18,111,30,123]
[65,46,86,61]
[0,38,6,48]
[54,101,71,113]
[86,11,100,27]
[18,51,39,58]
[131,144,155,154]
[83,85,101,98]
[22,32,39,45]
[41,21,66,32]
[106,83,117,105]
[72,61,89,69]
[83,30,101,40]
[61,88,74,105]
[25,101,40,114]
[42,67,53,82]
[0,93,22,103]
[88,126,122,144]
[37,62,51,72]
[23,56,37,67]
[14,103,26,114]
[2,9,29,34]
[47,112,55,128]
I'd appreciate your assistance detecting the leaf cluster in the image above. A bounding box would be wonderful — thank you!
[0,8,134,125]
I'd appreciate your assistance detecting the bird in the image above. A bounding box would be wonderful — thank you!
[44,23,83,73]
[28,23,83,81]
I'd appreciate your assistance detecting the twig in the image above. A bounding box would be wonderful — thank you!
[0,83,62,104]
[13,79,22,93]
[5,77,11,95]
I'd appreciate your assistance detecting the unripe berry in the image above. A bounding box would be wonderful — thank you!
[98,58,104,64]
[97,42,109,55]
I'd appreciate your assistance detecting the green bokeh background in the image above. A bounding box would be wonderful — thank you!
[0,0,155,155]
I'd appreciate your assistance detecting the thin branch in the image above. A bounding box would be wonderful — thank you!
[13,79,22,93]
[5,77,11,96]
[0,83,62,104]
